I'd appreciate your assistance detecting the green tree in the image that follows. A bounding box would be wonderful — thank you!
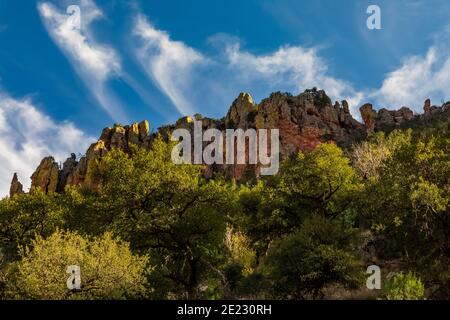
[6,230,149,299]
[351,130,411,180]
[384,272,425,300]
[261,216,363,299]
[235,143,361,259]
[0,190,63,261]
[358,130,450,298]
[276,143,360,220]
[66,138,236,299]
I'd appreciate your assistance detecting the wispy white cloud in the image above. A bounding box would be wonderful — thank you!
[131,4,450,119]
[370,27,450,112]
[224,41,364,113]
[38,0,127,121]
[133,13,450,119]
[0,91,93,198]
[132,15,363,118]
[37,2,450,125]
[133,15,207,115]
[354,1,450,112]
[371,48,438,109]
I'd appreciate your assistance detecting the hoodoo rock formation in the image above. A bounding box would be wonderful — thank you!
[9,89,450,195]
[9,173,24,198]
[30,157,59,194]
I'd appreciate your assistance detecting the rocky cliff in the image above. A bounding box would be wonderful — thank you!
[9,89,450,196]
[9,173,24,197]
[359,98,450,134]
[12,120,151,196]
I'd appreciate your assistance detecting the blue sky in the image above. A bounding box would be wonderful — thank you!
[1,0,450,195]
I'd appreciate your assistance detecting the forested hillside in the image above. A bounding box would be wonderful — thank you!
[1,89,449,300]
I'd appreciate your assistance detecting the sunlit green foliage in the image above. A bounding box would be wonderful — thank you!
[0,126,449,300]
[235,143,361,259]
[261,216,363,299]
[67,138,235,299]
[384,272,425,300]
[355,130,450,298]
[0,190,64,261]
[6,230,149,299]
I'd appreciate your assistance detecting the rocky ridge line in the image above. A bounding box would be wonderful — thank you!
[9,88,450,197]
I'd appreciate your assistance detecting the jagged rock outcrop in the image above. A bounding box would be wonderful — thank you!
[27,121,151,193]
[57,153,78,193]
[360,103,377,134]
[226,92,257,129]
[424,99,432,115]
[30,157,59,193]
[360,103,414,134]
[251,89,365,153]
[159,89,366,180]
[226,89,365,178]
[9,173,24,197]
[423,98,450,116]
[444,102,450,112]
[379,107,414,125]
[15,89,450,195]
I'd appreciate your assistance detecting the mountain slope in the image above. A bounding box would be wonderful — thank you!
[9,88,450,197]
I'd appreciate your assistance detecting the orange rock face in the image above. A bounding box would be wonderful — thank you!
[424,99,431,115]
[21,88,446,195]
[30,157,60,193]
[360,103,416,133]
[24,89,366,192]
[9,173,24,197]
[360,103,376,134]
